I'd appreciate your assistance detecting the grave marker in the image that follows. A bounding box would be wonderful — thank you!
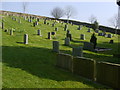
[64,37,70,46]
[48,32,51,39]
[24,34,28,44]
[52,41,59,53]
[72,47,83,57]
[80,34,85,40]
[37,29,42,36]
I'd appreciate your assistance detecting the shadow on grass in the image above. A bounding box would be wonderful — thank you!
[2,46,106,88]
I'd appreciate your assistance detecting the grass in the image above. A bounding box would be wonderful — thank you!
[1,14,120,88]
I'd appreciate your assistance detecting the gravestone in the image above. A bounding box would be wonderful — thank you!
[44,20,47,24]
[37,29,42,36]
[95,29,99,33]
[33,22,36,27]
[80,34,85,40]
[37,18,40,22]
[107,34,112,38]
[98,33,103,36]
[52,23,55,27]
[64,24,68,31]
[24,17,27,20]
[55,27,58,31]
[2,22,4,29]
[109,40,114,44]
[18,19,21,23]
[48,32,51,39]
[64,37,70,46]
[87,28,91,32]
[83,42,94,51]
[10,29,13,35]
[24,34,28,44]
[72,47,83,57]
[35,21,38,25]
[78,25,81,30]
[47,22,50,25]
[52,41,59,53]
[4,29,8,32]
[51,32,56,35]
[66,33,72,41]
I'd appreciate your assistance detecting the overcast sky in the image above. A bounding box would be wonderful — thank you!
[1,0,118,27]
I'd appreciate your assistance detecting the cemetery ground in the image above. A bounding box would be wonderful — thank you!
[1,14,120,88]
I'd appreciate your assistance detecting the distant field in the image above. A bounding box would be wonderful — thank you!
[1,14,119,88]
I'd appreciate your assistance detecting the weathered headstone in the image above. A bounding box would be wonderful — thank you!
[35,21,38,25]
[37,18,40,22]
[37,29,42,36]
[48,32,51,39]
[98,33,103,36]
[107,34,112,38]
[78,25,81,30]
[66,33,72,41]
[64,37,70,46]
[33,22,36,27]
[24,34,28,44]
[55,27,58,31]
[72,47,83,57]
[52,23,55,27]
[44,20,47,24]
[83,42,94,51]
[10,29,13,35]
[109,40,114,44]
[52,41,59,53]
[80,34,85,40]
[18,19,21,23]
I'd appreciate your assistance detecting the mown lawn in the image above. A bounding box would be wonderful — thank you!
[1,13,119,88]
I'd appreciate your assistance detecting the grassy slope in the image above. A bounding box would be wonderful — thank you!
[2,14,119,88]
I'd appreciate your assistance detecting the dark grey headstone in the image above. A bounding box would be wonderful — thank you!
[37,29,42,36]
[77,25,81,30]
[48,32,51,39]
[64,37,70,46]
[53,41,59,53]
[107,34,112,38]
[64,24,68,31]
[10,29,13,35]
[80,34,85,40]
[72,47,83,57]
[52,23,55,27]
[55,27,58,31]
[87,28,91,32]
[109,40,114,44]
[24,34,28,44]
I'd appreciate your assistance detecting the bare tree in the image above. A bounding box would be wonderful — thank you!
[22,2,28,13]
[108,14,118,34]
[89,15,97,24]
[51,7,64,19]
[64,6,76,23]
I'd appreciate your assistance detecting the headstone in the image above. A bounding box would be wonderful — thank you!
[98,33,103,36]
[52,23,55,27]
[48,32,51,39]
[109,40,114,44]
[4,29,8,32]
[107,34,112,38]
[64,37,70,46]
[44,20,46,24]
[24,34,28,44]
[55,27,58,31]
[18,19,21,23]
[64,24,68,31]
[52,41,59,53]
[95,29,99,33]
[51,32,56,35]
[78,25,81,30]
[24,17,26,20]
[80,34,85,40]
[33,22,36,27]
[35,21,38,25]
[10,29,13,35]
[66,34,72,41]
[87,28,91,32]
[72,47,83,57]
[2,22,4,29]
[37,29,42,36]
[83,42,94,51]
[37,18,40,22]
[47,22,50,25]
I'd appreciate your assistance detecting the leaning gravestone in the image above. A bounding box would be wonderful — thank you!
[83,42,94,51]
[55,27,58,31]
[10,29,13,35]
[52,41,59,53]
[72,47,83,57]
[64,37,70,46]
[80,34,85,40]
[48,32,51,39]
[24,34,28,44]
[37,29,42,36]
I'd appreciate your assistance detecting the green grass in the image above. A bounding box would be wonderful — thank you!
[1,14,120,88]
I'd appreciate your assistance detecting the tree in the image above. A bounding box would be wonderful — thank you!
[89,15,97,24]
[22,2,28,13]
[51,7,64,19]
[92,20,99,30]
[108,14,118,34]
[64,6,76,23]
